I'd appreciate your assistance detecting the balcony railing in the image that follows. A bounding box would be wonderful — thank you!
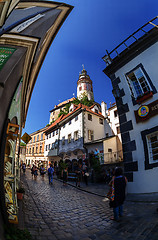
[103,16,158,65]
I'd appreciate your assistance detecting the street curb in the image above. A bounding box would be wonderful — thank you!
[54,177,158,203]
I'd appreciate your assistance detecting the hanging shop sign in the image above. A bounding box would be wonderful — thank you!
[134,100,158,123]
[0,47,16,71]
[21,132,32,144]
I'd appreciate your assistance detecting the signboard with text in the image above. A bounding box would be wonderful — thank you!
[134,100,158,123]
[0,47,16,71]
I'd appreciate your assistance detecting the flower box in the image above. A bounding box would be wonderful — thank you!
[136,91,153,104]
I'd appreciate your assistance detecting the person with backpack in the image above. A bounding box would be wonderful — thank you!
[48,164,54,184]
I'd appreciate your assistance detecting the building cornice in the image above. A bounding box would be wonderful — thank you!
[103,27,158,77]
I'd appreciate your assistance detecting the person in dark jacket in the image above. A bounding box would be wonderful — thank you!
[109,167,127,221]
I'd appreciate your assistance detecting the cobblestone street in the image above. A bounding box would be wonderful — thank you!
[20,170,158,240]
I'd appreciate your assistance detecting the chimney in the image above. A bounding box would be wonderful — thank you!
[101,101,107,117]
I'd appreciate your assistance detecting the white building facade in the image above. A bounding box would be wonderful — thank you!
[103,17,158,193]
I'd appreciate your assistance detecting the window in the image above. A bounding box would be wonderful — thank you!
[88,114,92,121]
[33,136,35,142]
[117,126,120,134]
[108,148,112,153]
[95,109,98,113]
[74,131,78,141]
[41,133,43,140]
[126,66,151,99]
[106,133,109,137]
[62,137,65,145]
[99,118,103,125]
[69,120,71,125]
[147,131,158,162]
[47,135,48,139]
[68,134,71,143]
[63,124,65,128]
[37,134,39,141]
[29,148,31,154]
[36,146,38,153]
[114,110,118,118]
[88,130,94,141]
[53,131,55,136]
[75,116,78,121]
[49,133,51,138]
[51,143,54,149]
[56,130,58,135]
[39,145,42,153]
[32,147,34,153]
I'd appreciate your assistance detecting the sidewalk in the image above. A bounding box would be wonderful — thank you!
[55,176,158,202]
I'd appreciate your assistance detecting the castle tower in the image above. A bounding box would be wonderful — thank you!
[77,66,94,101]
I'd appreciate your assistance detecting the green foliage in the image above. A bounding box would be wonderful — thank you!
[80,96,94,107]
[72,98,80,105]
[46,124,50,127]
[59,161,68,170]
[50,120,55,124]
[57,95,94,119]
[5,225,32,240]
[20,142,26,147]
[90,155,102,183]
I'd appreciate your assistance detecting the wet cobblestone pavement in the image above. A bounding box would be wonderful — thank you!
[20,171,158,240]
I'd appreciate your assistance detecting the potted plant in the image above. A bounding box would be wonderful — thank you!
[17,187,25,200]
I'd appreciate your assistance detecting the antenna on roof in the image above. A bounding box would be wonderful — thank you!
[82,64,85,69]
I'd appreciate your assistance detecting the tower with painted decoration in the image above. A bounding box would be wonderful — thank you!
[77,66,94,101]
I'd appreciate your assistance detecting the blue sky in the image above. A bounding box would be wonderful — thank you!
[23,0,158,134]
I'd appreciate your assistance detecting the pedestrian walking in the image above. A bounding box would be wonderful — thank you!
[31,165,34,178]
[82,162,89,185]
[22,163,26,173]
[62,167,68,186]
[34,166,38,180]
[40,165,46,178]
[48,164,54,184]
[107,167,127,221]
[75,163,83,187]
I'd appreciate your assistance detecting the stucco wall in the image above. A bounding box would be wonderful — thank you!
[115,42,158,193]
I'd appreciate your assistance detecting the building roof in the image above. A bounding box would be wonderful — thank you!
[44,103,105,134]
[49,97,75,112]
[103,16,158,76]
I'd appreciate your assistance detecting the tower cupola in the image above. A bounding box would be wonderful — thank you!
[77,65,94,101]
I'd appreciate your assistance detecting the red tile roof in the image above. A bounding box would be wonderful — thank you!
[45,103,104,133]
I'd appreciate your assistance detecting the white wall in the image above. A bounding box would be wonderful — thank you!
[44,130,59,157]
[60,112,83,140]
[84,112,105,142]
[115,42,158,193]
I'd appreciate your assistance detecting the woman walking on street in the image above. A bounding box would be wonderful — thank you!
[107,167,127,221]
[34,166,38,180]
[62,167,68,186]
